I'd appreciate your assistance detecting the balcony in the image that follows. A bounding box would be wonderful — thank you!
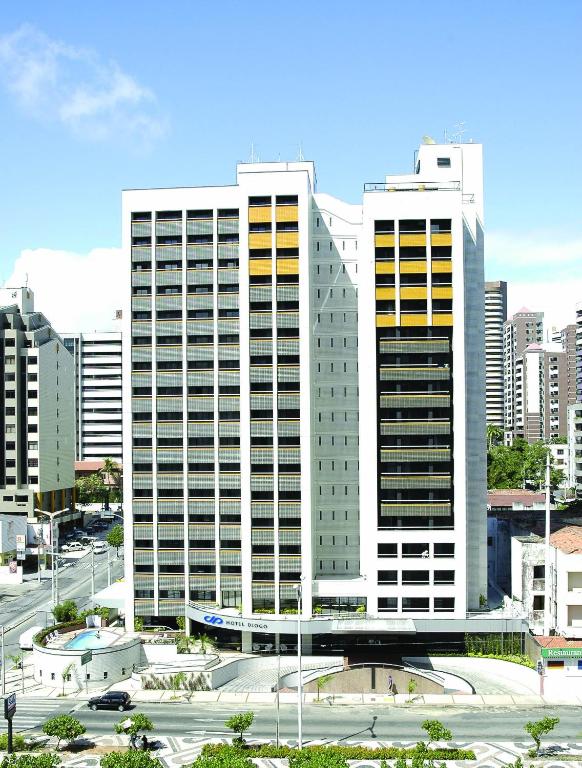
[380,447,451,463]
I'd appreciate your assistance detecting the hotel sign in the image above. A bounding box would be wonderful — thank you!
[541,647,582,659]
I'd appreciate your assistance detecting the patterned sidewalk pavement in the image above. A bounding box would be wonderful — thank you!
[52,734,582,767]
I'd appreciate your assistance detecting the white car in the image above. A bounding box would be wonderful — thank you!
[61,541,84,552]
[92,541,108,554]
[19,626,43,650]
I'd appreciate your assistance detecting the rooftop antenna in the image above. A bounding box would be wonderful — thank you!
[249,142,258,163]
[449,121,466,143]
[25,272,28,287]
[297,142,304,162]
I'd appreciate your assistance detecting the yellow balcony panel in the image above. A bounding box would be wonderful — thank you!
[249,206,272,224]
[432,286,453,299]
[400,233,426,247]
[375,234,395,247]
[276,231,299,249]
[276,259,299,275]
[400,261,427,274]
[400,313,427,327]
[276,205,299,223]
[249,259,272,276]
[249,232,272,249]
[375,262,395,274]
[431,232,452,246]
[400,286,427,300]
[432,260,452,273]
[376,287,395,300]
[433,313,454,326]
[376,314,396,327]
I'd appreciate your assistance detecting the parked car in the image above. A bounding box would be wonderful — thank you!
[80,536,97,546]
[87,691,131,712]
[61,541,84,552]
[92,541,108,554]
[19,626,43,651]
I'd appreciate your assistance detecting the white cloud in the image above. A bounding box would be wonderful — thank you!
[4,247,125,333]
[486,229,582,332]
[0,24,166,145]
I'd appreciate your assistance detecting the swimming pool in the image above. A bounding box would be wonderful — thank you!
[64,630,117,650]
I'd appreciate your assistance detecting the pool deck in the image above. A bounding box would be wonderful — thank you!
[46,627,134,651]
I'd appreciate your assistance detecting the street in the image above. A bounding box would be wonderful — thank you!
[0,546,124,667]
[2,699,582,742]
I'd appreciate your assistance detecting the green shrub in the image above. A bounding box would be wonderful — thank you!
[224,712,254,744]
[114,714,153,738]
[51,601,78,623]
[100,752,163,768]
[0,755,61,768]
[525,715,559,756]
[200,744,476,760]
[191,749,255,767]
[289,751,349,767]
[0,734,28,752]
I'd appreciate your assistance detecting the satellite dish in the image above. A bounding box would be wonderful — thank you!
[422,135,436,145]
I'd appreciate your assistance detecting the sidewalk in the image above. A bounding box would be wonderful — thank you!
[8,734,582,768]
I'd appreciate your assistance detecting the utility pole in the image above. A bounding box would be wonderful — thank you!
[296,583,302,749]
[35,508,68,607]
[91,544,95,599]
[544,451,552,636]
[1,626,5,695]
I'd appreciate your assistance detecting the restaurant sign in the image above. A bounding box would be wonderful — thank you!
[541,647,582,659]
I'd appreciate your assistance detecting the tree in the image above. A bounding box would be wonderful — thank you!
[60,663,76,697]
[0,756,61,768]
[421,719,452,747]
[52,600,78,623]
[486,424,503,451]
[42,714,86,750]
[75,473,108,505]
[195,633,212,654]
[114,714,154,738]
[315,673,334,701]
[100,458,121,510]
[101,753,163,768]
[107,524,124,556]
[224,712,254,744]
[525,715,559,756]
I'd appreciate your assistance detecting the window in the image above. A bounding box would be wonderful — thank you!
[533,565,545,579]
[378,597,397,612]
[378,543,397,557]
[434,543,454,558]
[533,595,545,610]
[434,570,454,584]
[402,570,429,584]
[437,157,451,168]
[378,570,397,584]
[434,597,454,612]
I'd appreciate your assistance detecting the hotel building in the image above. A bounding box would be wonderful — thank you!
[123,142,493,649]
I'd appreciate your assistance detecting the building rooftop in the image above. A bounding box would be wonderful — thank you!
[535,635,582,648]
[550,525,582,555]
[488,489,546,507]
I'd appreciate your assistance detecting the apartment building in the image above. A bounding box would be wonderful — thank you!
[0,288,75,571]
[577,303,582,401]
[569,403,582,497]
[61,332,122,461]
[123,142,492,649]
[504,308,544,442]
[484,280,507,428]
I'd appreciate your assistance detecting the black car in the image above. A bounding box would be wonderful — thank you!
[88,691,131,711]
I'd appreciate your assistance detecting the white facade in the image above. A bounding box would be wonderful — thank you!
[512,528,582,639]
[61,332,123,461]
[484,281,506,428]
[123,143,487,638]
[0,288,76,538]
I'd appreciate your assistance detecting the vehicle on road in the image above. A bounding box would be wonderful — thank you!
[19,626,43,650]
[88,691,131,711]
[80,536,97,546]
[92,541,108,554]
[61,541,84,552]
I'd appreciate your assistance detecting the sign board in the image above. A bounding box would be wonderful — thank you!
[8,561,17,574]
[16,535,26,560]
[80,651,92,666]
[4,694,16,720]
[541,647,582,659]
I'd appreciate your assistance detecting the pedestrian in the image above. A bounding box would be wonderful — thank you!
[387,674,393,693]
[141,734,149,751]
[129,733,137,749]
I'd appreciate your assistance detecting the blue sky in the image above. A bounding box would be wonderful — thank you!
[0,1,581,330]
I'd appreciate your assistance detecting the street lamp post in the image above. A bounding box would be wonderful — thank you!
[35,508,69,606]
[91,543,96,599]
[296,583,303,749]
[543,451,553,636]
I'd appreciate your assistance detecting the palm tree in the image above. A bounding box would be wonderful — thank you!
[486,424,503,451]
[100,458,121,511]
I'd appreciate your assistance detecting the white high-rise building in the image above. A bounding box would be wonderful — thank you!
[123,142,492,649]
[484,281,507,428]
[0,288,76,563]
[61,332,123,461]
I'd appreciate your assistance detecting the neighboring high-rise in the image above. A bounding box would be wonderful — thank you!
[0,288,76,564]
[503,308,544,442]
[123,141,488,648]
[559,324,577,408]
[61,332,123,461]
[576,303,582,401]
[484,281,507,428]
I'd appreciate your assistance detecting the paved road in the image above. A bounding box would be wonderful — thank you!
[0,546,124,666]
[3,699,582,742]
